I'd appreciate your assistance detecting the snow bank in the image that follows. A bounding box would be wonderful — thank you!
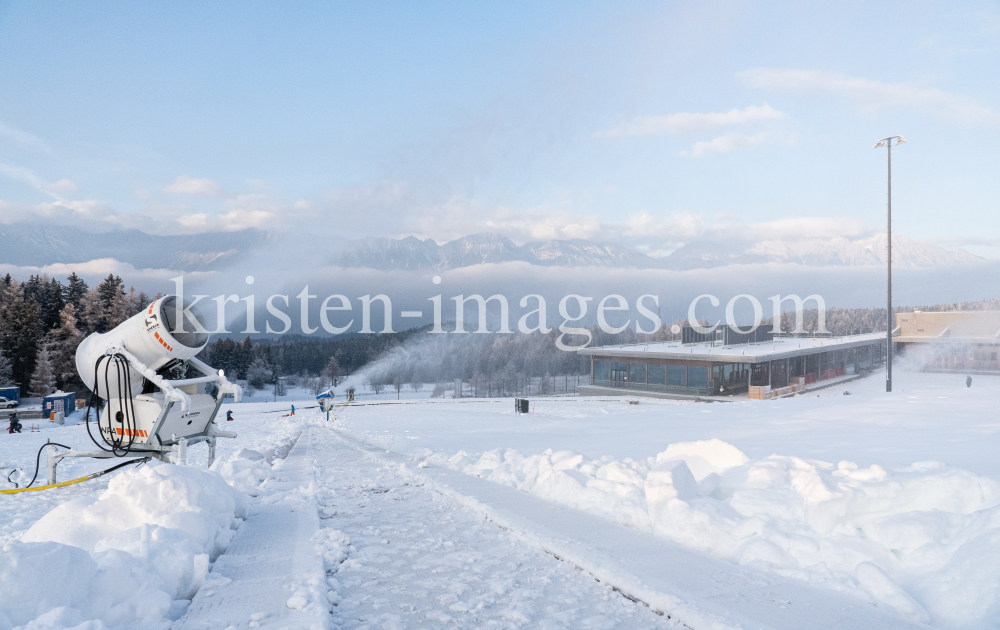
[419,440,1000,627]
[210,448,274,496]
[0,462,247,630]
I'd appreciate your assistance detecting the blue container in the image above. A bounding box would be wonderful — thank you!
[42,391,76,417]
[0,386,19,404]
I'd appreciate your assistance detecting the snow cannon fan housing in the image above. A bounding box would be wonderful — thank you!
[75,296,241,448]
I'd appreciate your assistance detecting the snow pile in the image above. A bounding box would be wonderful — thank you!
[312,527,351,608]
[211,448,274,496]
[419,440,1000,627]
[0,462,247,630]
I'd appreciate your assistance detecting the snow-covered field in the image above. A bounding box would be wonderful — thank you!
[2,369,999,629]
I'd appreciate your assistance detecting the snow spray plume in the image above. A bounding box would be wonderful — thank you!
[344,321,694,396]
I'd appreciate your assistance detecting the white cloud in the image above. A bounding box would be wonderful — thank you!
[0,258,216,286]
[175,194,280,232]
[163,175,226,196]
[598,103,784,138]
[0,163,72,200]
[0,174,888,265]
[738,68,1000,126]
[0,193,286,236]
[176,210,272,231]
[678,132,768,157]
[0,163,47,190]
[924,235,1000,248]
[724,216,876,241]
[44,178,78,194]
[0,121,50,153]
[313,180,711,257]
[0,198,137,228]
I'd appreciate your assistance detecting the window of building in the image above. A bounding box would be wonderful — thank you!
[593,361,609,383]
[647,364,665,387]
[667,364,686,387]
[629,362,646,385]
[687,366,709,389]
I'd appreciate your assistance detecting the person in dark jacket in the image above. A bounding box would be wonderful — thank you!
[8,411,21,434]
[226,409,234,422]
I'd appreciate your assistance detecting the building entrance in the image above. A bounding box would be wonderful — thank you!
[611,366,628,388]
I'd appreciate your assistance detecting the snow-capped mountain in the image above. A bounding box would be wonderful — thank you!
[338,232,984,271]
[335,235,441,270]
[0,223,983,274]
[336,233,653,270]
[525,239,653,267]
[438,233,525,267]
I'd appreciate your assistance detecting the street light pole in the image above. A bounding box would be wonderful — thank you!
[873,135,906,393]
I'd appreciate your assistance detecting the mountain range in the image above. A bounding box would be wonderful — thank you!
[335,234,653,270]
[0,223,984,274]
[337,232,984,271]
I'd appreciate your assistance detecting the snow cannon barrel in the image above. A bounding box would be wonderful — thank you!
[75,295,210,400]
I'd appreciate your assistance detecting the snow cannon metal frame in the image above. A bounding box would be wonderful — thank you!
[47,295,242,483]
[316,389,336,420]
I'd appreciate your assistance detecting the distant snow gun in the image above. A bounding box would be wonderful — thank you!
[24,295,242,487]
[317,390,334,420]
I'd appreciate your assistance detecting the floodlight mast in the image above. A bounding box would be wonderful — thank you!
[873,135,906,393]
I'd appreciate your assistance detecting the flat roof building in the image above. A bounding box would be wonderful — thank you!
[578,330,885,400]
[894,311,1000,374]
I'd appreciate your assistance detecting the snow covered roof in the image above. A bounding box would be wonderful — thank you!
[579,332,885,364]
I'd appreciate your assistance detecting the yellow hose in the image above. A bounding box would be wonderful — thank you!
[1,456,149,495]
[0,474,91,495]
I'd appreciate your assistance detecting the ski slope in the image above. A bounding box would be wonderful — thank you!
[1,369,998,629]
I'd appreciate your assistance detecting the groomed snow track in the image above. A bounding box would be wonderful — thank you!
[174,424,930,630]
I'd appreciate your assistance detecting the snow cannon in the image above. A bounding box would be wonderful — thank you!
[74,295,241,458]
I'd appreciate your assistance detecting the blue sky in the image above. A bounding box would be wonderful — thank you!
[1,0,999,257]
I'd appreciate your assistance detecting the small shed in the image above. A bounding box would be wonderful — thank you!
[0,385,19,404]
[43,391,76,419]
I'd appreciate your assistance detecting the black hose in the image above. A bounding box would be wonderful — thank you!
[9,449,150,490]
[98,457,150,476]
[85,353,140,457]
[84,355,111,453]
[19,441,74,489]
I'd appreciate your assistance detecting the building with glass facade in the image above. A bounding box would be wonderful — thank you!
[578,331,885,400]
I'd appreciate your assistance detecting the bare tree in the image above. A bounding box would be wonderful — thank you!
[322,355,344,388]
[309,377,326,396]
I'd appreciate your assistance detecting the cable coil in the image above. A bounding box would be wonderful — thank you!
[84,353,140,457]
